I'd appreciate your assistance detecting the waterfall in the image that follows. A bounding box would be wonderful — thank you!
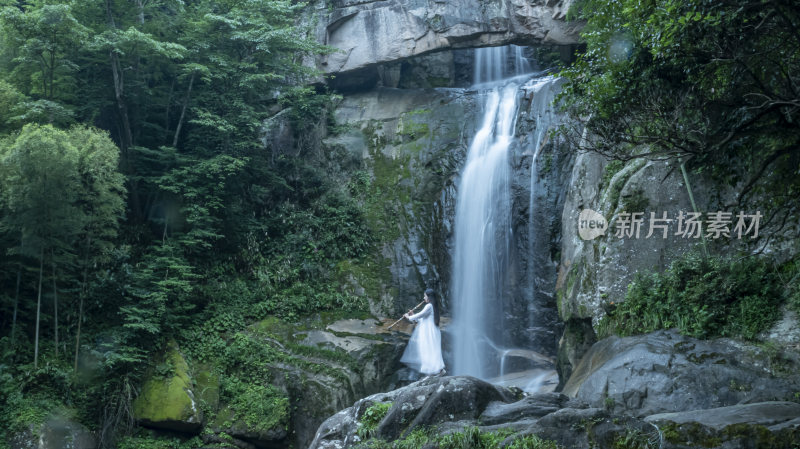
[451,46,524,379]
[451,46,564,384]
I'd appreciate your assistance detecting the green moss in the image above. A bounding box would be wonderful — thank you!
[659,423,681,443]
[251,316,293,339]
[133,341,198,424]
[620,188,649,213]
[336,258,393,310]
[599,159,625,192]
[540,151,554,175]
[357,402,393,439]
[600,158,645,214]
[658,421,800,449]
[397,110,431,141]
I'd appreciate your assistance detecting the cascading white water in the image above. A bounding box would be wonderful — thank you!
[451,46,564,386]
[451,46,525,379]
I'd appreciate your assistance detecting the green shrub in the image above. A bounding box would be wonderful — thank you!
[611,428,658,449]
[221,376,289,433]
[507,434,562,449]
[117,436,203,449]
[393,428,430,449]
[601,253,784,340]
[437,426,536,449]
[357,402,393,439]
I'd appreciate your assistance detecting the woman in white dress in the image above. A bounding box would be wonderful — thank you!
[400,288,445,377]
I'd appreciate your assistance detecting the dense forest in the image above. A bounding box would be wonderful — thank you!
[0,1,372,447]
[1,0,799,448]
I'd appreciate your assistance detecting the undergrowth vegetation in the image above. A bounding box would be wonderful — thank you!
[354,426,561,449]
[599,252,796,340]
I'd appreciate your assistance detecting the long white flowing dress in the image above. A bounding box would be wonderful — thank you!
[400,303,445,375]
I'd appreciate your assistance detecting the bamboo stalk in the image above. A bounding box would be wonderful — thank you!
[387,301,426,330]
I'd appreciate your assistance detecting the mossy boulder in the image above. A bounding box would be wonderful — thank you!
[132,340,202,433]
[209,397,289,447]
[645,402,800,448]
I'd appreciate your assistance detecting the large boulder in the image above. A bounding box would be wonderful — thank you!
[132,341,203,433]
[309,376,521,448]
[562,330,800,417]
[646,402,800,449]
[245,317,408,449]
[310,374,800,449]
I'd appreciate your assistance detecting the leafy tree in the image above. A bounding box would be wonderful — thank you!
[68,125,126,372]
[0,2,89,124]
[0,124,125,367]
[560,0,800,228]
[1,124,82,366]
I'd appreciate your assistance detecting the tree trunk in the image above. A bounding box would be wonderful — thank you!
[52,249,59,358]
[135,0,145,25]
[164,77,175,142]
[11,237,22,346]
[106,0,142,220]
[172,71,195,148]
[74,235,90,373]
[34,247,44,368]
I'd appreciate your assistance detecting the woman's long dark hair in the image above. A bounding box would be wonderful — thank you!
[425,288,440,327]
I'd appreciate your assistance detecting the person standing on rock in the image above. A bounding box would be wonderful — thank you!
[400,288,446,379]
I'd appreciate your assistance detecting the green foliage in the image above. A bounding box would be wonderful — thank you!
[611,427,658,449]
[781,259,800,314]
[438,427,515,449]
[117,435,203,449]
[0,2,382,448]
[355,426,560,449]
[559,0,800,225]
[0,80,27,133]
[507,434,561,449]
[392,428,431,449]
[1,124,82,255]
[599,159,625,192]
[357,402,392,439]
[601,253,785,340]
[220,376,289,433]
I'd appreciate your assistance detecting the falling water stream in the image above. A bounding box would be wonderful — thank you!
[450,46,563,391]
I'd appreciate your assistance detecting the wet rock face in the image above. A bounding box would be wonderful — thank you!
[509,83,574,358]
[562,330,800,417]
[325,87,477,316]
[9,419,96,449]
[311,0,582,78]
[325,82,572,363]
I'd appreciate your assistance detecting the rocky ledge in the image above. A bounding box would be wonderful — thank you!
[310,0,583,77]
[310,330,800,448]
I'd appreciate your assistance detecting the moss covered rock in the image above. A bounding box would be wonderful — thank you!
[132,340,202,433]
